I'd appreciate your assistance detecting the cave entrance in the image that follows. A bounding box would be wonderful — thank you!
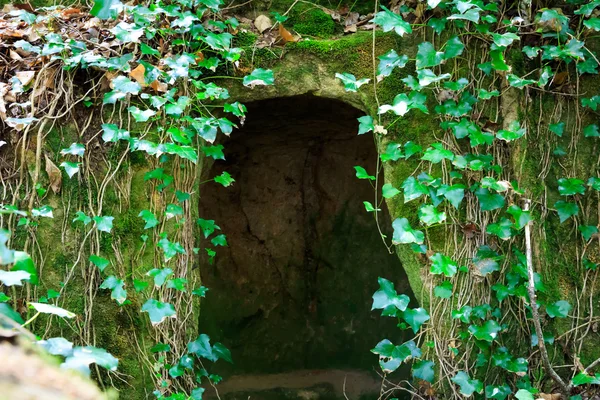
[198,95,415,399]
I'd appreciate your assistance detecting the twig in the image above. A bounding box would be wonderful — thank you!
[523,199,571,396]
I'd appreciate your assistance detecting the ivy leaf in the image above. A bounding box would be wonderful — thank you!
[490,50,510,71]
[99,276,127,305]
[62,346,118,376]
[133,280,149,293]
[486,218,515,240]
[382,183,400,199]
[147,268,173,287]
[371,339,420,373]
[439,184,465,209]
[444,36,464,59]
[549,122,565,137]
[138,210,159,229]
[93,216,114,233]
[514,389,535,400]
[335,73,370,92]
[372,277,410,312]
[417,69,451,87]
[128,106,155,122]
[497,121,526,142]
[402,176,429,202]
[90,0,122,19]
[506,74,537,89]
[418,204,446,226]
[38,337,73,357]
[392,218,424,244]
[101,123,130,142]
[584,124,600,138]
[30,302,76,318]
[451,371,483,397]
[475,188,505,211]
[580,225,599,241]
[197,218,220,238]
[572,372,600,386]
[188,334,233,363]
[89,255,110,272]
[492,32,519,47]
[211,234,228,247]
[167,278,187,292]
[0,270,31,286]
[434,281,453,299]
[416,42,444,69]
[60,143,85,157]
[468,320,501,342]
[73,211,91,226]
[421,143,454,163]
[354,166,375,180]
[165,96,191,116]
[112,76,141,94]
[32,205,54,218]
[589,177,600,191]
[402,307,430,333]
[377,50,408,78]
[430,253,457,277]
[558,178,585,196]
[11,251,37,285]
[60,162,80,178]
[554,201,579,223]
[192,286,208,297]
[357,116,374,135]
[242,68,274,88]
[371,6,412,36]
[478,89,500,100]
[507,204,531,229]
[485,384,512,400]
[141,299,176,325]
[412,360,435,383]
[546,300,571,318]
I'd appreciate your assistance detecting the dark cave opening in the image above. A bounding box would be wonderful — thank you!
[198,95,415,399]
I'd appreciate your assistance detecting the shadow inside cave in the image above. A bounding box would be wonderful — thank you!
[197,94,416,400]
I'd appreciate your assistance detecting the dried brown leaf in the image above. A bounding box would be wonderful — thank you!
[45,155,61,194]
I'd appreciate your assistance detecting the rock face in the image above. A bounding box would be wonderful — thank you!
[198,95,414,395]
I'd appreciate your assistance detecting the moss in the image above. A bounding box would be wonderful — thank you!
[291,8,336,38]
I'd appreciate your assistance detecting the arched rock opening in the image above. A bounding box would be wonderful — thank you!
[198,95,415,399]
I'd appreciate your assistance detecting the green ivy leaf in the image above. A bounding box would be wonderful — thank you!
[434,281,453,299]
[335,73,370,92]
[188,334,232,363]
[243,68,274,88]
[372,277,410,312]
[138,210,159,229]
[430,253,457,277]
[30,302,76,318]
[197,218,220,238]
[60,143,85,157]
[392,218,424,245]
[101,123,130,143]
[438,184,465,209]
[558,178,586,196]
[99,276,127,305]
[412,360,435,383]
[416,42,444,69]
[214,171,234,187]
[584,124,600,137]
[382,183,400,199]
[402,307,430,333]
[490,50,510,71]
[141,299,176,325]
[90,0,122,19]
[93,216,114,233]
[546,300,571,318]
[485,384,512,400]
[486,218,515,240]
[357,116,374,135]
[421,143,454,163]
[32,205,54,218]
[497,121,526,142]
[89,255,110,272]
[572,372,600,386]
[371,339,420,373]
[579,225,599,241]
[377,50,408,78]
[475,188,505,211]
[507,204,531,230]
[554,200,579,223]
[73,211,92,226]
[128,106,155,122]
[514,389,535,400]
[444,36,464,59]
[468,320,501,342]
[402,176,428,203]
[451,371,483,396]
[418,204,446,226]
[354,166,375,180]
[147,268,173,287]
[0,270,31,286]
[492,32,519,47]
[60,162,80,178]
[166,277,187,292]
[371,6,412,36]
[62,346,118,376]
[211,234,228,247]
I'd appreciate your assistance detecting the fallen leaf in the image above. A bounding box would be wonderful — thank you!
[16,71,35,86]
[150,80,168,92]
[552,71,569,86]
[45,155,62,193]
[278,24,296,43]
[9,50,23,61]
[129,64,146,86]
[254,14,272,33]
